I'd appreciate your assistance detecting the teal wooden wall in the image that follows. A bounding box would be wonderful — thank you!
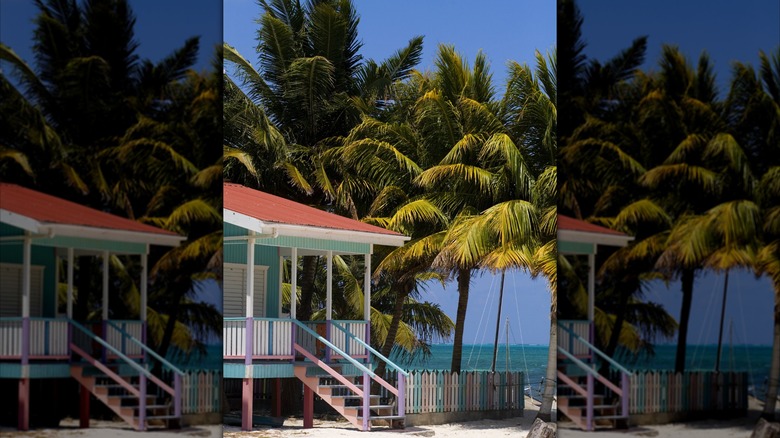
[0,224,57,317]
[224,241,280,317]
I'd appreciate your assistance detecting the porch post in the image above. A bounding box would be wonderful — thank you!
[102,251,109,362]
[243,234,255,431]
[363,252,371,360]
[290,247,297,319]
[19,232,31,431]
[363,252,371,321]
[140,251,148,358]
[587,252,595,347]
[67,247,74,362]
[67,248,74,319]
[325,250,332,362]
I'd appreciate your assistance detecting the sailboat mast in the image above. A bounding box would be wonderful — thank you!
[715,271,729,373]
[490,271,506,373]
[505,317,509,374]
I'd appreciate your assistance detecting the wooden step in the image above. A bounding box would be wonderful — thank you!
[330,394,382,400]
[144,415,179,420]
[318,384,355,389]
[357,415,404,421]
[344,404,395,411]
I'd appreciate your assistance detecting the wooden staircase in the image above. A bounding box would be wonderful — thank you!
[291,321,407,431]
[294,365,403,428]
[70,363,176,430]
[67,320,184,431]
[557,361,625,430]
[557,321,631,431]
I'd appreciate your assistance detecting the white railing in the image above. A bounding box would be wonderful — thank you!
[558,320,591,356]
[106,320,143,357]
[331,320,367,357]
[224,318,368,359]
[223,318,295,358]
[223,318,246,357]
[0,318,69,358]
[0,318,22,357]
[30,319,68,357]
[253,318,293,357]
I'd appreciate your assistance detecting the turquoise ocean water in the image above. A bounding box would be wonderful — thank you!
[619,344,773,398]
[391,344,550,397]
[164,342,773,401]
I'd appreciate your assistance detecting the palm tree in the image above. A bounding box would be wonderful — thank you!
[223,0,424,321]
[641,46,754,373]
[0,0,222,356]
[728,47,780,421]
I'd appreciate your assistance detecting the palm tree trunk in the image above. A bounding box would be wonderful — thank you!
[675,268,695,373]
[537,302,557,421]
[373,284,408,393]
[450,268,471,374]
[156,281,190,373]
[603,283,631,375]
[297,255,318,321]
[761,287,780,420]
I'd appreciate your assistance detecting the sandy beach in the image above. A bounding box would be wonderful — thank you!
[558,396,770,438]
[558,418,756,438]
[0,398,537,438]
[2,396,773,438]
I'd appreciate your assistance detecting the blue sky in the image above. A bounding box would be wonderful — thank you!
[0,0,221,76]
[224,0,557,95]
[578,0,780,97]
[577,0,779,346]
[224,0,557,345]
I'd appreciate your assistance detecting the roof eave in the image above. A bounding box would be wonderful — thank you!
[0,209,41,233]
[225,208,410,247]
[45,224,185,247]
[558,229,634,247]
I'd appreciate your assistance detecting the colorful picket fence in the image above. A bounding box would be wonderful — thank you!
[181,369,221,414]
[630,371,748,415]
[381,370,524,414]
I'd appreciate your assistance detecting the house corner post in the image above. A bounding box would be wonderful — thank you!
[242,234,256,431]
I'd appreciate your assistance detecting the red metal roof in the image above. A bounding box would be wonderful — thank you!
[0,183,179,236]
[224,183,404,237]
[558,214,628,236]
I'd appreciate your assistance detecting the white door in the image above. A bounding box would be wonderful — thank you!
[0,263,44,317]
[223,263,267,317]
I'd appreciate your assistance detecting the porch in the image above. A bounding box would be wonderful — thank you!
[557,215,634,431]
[223,318,368,361]
[0,183,185,431]
[223,183,410,431]
[0,318,144,362]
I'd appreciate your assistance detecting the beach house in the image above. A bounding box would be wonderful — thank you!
[222,183,410,431]
[0,183,187,431]
[557,215,634,431]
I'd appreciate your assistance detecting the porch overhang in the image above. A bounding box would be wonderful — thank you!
[1,211,183,251]
[558,215,634,254]
[0,183,185,250]
[224,208,409,248]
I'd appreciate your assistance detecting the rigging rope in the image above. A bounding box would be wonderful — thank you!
[466,273,497,370]
[734,272,756,391]
[691,273,721,368]
[510,271,535,399]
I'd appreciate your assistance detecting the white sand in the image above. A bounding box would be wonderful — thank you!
[0,420,222,437]
[558,418,755,438]
[3,397,535,437]
[558,397,770,438]
[222,397,539,437]
[3,396,770,437]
